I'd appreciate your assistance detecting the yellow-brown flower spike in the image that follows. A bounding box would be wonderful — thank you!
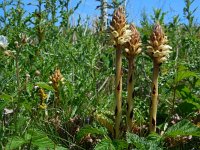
[110,6,132,46]
[50,69,64,107]
[38,88,47,109]
[147,23,172,133]
[147,23,172,64]
[124,24,142,131]
[110,6,130,139]
[125,24,142,58]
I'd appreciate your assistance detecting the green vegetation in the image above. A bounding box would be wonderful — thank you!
[0,0,200,149]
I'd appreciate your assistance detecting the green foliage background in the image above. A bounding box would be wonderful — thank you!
[0,0,199,149]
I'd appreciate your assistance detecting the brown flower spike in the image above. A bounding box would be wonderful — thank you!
[148,23,172,132]
[125,24,142,58]
[124,23,142,131]
[50,68,64,107]
[147,23,172,64]
[110,6,131,139]
[110,6,132,46]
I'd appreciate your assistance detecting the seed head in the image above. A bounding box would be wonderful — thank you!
[124,24,142,58]
[110,6,132,46]
[147,23,172,64]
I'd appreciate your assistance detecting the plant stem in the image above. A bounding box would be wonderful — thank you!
[149,61,159,132]
[171,47,179,114]
[114,46,122,138]
[126,57,134,131]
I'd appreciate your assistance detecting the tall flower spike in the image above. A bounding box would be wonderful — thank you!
[147,23,172,64]
[124,23,141,131]
[147,23,172,133]
[110,6,132,46]
[110,6,130,139]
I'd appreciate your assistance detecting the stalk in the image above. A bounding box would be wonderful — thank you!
[110,6,131,138]
[147,23,172,133]
[149,61,159,132]
[126,57,134,131]
[114,45,122,138]
[124,24,141,131]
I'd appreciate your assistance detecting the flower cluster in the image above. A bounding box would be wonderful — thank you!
[38,88,47,109]
[124,24,142,58]
[110,6,132,46]
[147,23,172,64]
[50,68,64,90]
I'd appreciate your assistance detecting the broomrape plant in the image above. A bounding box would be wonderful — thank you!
[124,24,142,131]
[50,68,64,108]
[147,23,172,132]
[110,6,132,138]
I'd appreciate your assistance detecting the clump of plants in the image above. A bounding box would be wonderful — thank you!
[0,0,200,149]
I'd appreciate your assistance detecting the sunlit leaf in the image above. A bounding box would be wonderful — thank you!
[6,137,25,149]
[95,138,115,150]
[36,82,54,91]
[164,119,200,137]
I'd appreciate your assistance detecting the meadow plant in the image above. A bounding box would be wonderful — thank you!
[124,24,142,131]
[50,68,64,108]
[0,1,200,149]
[147,23,172,132]
[110,6,132,138]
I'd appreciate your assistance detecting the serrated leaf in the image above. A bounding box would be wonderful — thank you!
[76,125,107,141]
[6,137,26,149]
[95,138,115,150]
[28,129,55,149]
[126,133,146,150]
[126,132,162,150]
[164,119,200,137]
[36,82,54,91]
[112,139,128,150]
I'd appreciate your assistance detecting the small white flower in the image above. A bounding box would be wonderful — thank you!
[111,31,119,38]
[158,45,172,51]
[0,35,9,49]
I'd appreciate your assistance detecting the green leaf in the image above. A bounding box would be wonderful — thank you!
[28,129,55,149]
[164,119,200,137]
[126,132,162,150]
[95,138,115,150]
[112,139,128,150]
[0,100,8,112]
[55,146,69,150]
[126,133,146,150]
[36,82,54,91]
[6,137,26,149]
[76,125,107,141]
[176,69,197,83]
[0,93,12,101]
